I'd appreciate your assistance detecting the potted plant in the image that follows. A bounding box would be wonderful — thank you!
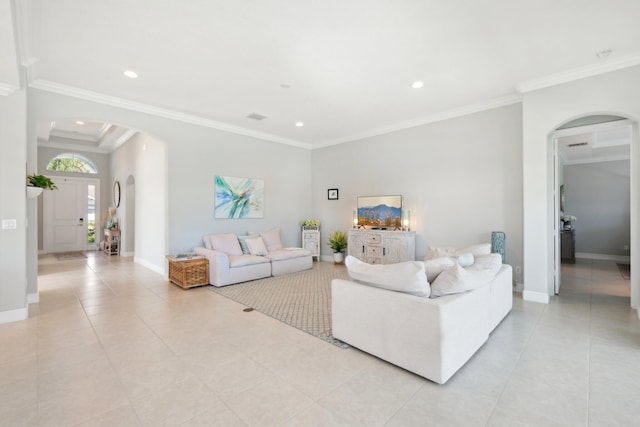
[328,230,348,263]
[26,174,57,198]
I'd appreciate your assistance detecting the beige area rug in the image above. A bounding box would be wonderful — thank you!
[617,263,631,280]
[54,251,87,260]
[209,266,350,348]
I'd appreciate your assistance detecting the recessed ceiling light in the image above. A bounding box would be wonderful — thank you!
[411,81,424,89]
[75,120,85,125]
[295,122,304,127]
[280,83,292,89]
[123,70,138,79]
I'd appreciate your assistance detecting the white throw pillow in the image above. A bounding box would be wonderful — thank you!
[426,246,456,260]
[467,253,502,274]
[430,263,495,298]
[260,228,283,252]
[345,255,430,297]
[203,234,214,250]
[454,253,474,268]
[424,256,456,283]
[210,233,243,256]
[246,237,268,256]
[454,243,491,257]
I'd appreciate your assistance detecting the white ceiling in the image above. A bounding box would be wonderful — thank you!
[558,121,631,165]
[6,0,640,149]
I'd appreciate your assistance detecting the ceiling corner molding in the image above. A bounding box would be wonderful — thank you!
[0,82,18,96]
[517,51,640,93]
[29,79,312,150]
[314,93,523,149]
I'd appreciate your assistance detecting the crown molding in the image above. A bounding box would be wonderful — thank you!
[38,140,110,154]
[0,82,18,96]
[313,93,523,149]
[563,153,630,166]
[29,79,312,150]
[517,52,640,93]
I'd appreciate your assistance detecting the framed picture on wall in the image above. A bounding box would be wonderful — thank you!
[328,189,339,200]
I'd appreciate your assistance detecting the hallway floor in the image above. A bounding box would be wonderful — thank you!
[0,255,638,426]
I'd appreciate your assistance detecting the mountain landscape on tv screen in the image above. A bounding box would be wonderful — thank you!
[357,204,401,227]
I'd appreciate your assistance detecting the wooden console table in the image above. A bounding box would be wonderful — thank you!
[104,229,120,255]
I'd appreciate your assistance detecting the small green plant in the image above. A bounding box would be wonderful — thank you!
[27,174,58,190]
[328,230,348,253]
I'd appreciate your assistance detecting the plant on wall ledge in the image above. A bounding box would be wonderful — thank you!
[27,174,58,190]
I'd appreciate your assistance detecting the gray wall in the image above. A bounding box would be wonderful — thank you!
[564,160,630,256]
[311,103,524,283]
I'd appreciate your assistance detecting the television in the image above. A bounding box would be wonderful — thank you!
[357,195,402,229]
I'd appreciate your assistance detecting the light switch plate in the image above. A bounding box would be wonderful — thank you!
[2,219,17,229]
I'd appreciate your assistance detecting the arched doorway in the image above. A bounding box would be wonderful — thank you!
[549,114,636,308]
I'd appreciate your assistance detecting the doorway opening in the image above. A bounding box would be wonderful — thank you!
[551,115,634,306]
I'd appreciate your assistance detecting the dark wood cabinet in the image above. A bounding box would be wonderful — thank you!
[561,229,575,264]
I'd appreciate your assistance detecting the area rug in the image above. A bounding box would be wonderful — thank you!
[209,266,350,348]
[54,251,87,260]
[617,263,631,280]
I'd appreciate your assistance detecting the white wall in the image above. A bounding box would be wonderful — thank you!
[0,88,28,322]
[312,103,524,281]
[522,65,640,307]
[111,133,167,273]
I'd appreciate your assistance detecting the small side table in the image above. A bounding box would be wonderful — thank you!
[302,226,320,261]
[166,255,209,289]
[104,229,120,255]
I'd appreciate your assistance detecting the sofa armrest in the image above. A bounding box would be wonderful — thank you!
[193,246,231,286]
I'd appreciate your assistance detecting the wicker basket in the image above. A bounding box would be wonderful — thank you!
[167,257,209,289]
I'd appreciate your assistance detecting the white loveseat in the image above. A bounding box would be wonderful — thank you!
[332,250,513,384]
[193,228,312,287]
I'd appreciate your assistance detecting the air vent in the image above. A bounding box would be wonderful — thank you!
[247,113,268,121]
[568,142,588,147]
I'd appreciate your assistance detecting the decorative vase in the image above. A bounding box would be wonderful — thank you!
[491,231,506,263]
[333,252,344,264]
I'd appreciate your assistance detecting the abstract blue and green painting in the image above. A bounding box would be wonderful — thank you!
[215,176,264,219]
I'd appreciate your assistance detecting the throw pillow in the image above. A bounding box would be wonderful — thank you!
[203,234,214,250]
[210,233,243,256]
[426,246,456,260]
[260,228,283,252]
[424,256,456,283]
[345,255,430,297]
[467,253,502,274]
[246,237,268,256]
[454,243,491,257]
[430,262,495,298]
[237,235,252,254]
[454,253,474,268]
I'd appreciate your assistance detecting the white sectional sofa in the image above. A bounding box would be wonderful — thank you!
[193,228,312,287]
[332,251,513,384]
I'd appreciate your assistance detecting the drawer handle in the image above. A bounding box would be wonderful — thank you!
[362,245,365,253]
[383,247,386,256]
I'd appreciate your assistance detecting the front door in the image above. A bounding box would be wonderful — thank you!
[44,177,89,253]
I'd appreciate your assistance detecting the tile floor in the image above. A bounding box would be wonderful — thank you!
[0,254,638,426]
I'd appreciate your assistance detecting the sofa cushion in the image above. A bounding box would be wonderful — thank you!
[424,256,456,283]
[454,253,475,267]
[430,263,495,297]
[426,243,491,260]
[260,228,283,252]
[266,248,311,261]
[228,254,270,267]
[345,255,430,297]
[467,253,502,274]
[210,233,243,256]
[246,237,268,256]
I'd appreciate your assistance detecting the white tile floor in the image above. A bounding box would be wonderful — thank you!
[0,254,638,426]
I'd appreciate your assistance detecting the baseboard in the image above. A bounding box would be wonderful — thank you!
[320,255,335,263]
[523,290,550,304]
[576,252,631,263]
[0,307,28,324]
[27,292,39,304]
[134,257,165,275]
[121,251,134,257]
[513,281,524,292]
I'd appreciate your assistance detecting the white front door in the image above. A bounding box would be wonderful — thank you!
[44,177,94,253]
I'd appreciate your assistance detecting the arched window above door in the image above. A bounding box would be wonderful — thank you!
[46,153,98,174]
